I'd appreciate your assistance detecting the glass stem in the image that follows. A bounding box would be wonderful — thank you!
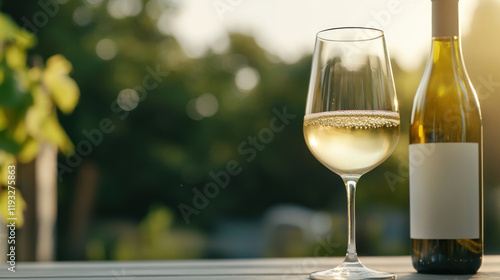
[344,178,359,263]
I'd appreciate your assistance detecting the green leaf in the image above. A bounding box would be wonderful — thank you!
[0,108,7,131]
[6,45,27,70]
[17,138,39,163]
[0,13,19,44]
[0,13,36,50]
[0,131,21,154]
[25,95,74,156]
[43,55,80,114]
[42,113,74,155]
[0,187,26,227]
[0,61,31,109]
[25,87,51,138]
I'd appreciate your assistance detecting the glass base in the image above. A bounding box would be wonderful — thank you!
[310,260,396,280]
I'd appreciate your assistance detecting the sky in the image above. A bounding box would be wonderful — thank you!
[166,0,481,70]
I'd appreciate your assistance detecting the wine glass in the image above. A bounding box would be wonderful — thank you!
[303,27,400,279]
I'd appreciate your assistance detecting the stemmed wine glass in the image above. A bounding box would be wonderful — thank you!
[303,27,400,279]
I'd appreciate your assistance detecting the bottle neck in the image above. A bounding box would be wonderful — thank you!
[431,37,462,66]
[432,0,459,38]
[431,0,462,64]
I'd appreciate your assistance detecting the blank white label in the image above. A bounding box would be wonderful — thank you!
[409,143,480,239]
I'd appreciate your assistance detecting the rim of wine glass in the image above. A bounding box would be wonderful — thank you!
[317,26,385,42]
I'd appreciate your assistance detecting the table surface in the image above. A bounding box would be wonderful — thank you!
[1,255,499,279]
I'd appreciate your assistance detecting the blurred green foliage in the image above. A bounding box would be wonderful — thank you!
[1,0,499,260]
[86,205,205,260]
[0,10,79,226]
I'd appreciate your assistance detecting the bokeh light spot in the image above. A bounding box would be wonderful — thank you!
[186,94,219,120]
[107,0,143,19]
[117,89,140,111]
[146,0,172,20]
[73,6,93,26]
[156,12,171,35]
[235,67,260,92]
[186,98,203,121]
[95,38,118,60]
[195,94,219,117]
[211,36,230,54]
[85,0,103,7]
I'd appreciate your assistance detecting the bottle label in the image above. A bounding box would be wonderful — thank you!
[409,143,480,239]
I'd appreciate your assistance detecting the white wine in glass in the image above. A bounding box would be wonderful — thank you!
[303,27,400,279]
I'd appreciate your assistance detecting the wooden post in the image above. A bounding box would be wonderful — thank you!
[35,143,58,261]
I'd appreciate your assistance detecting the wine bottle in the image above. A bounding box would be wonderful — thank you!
[409,0,483,274]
